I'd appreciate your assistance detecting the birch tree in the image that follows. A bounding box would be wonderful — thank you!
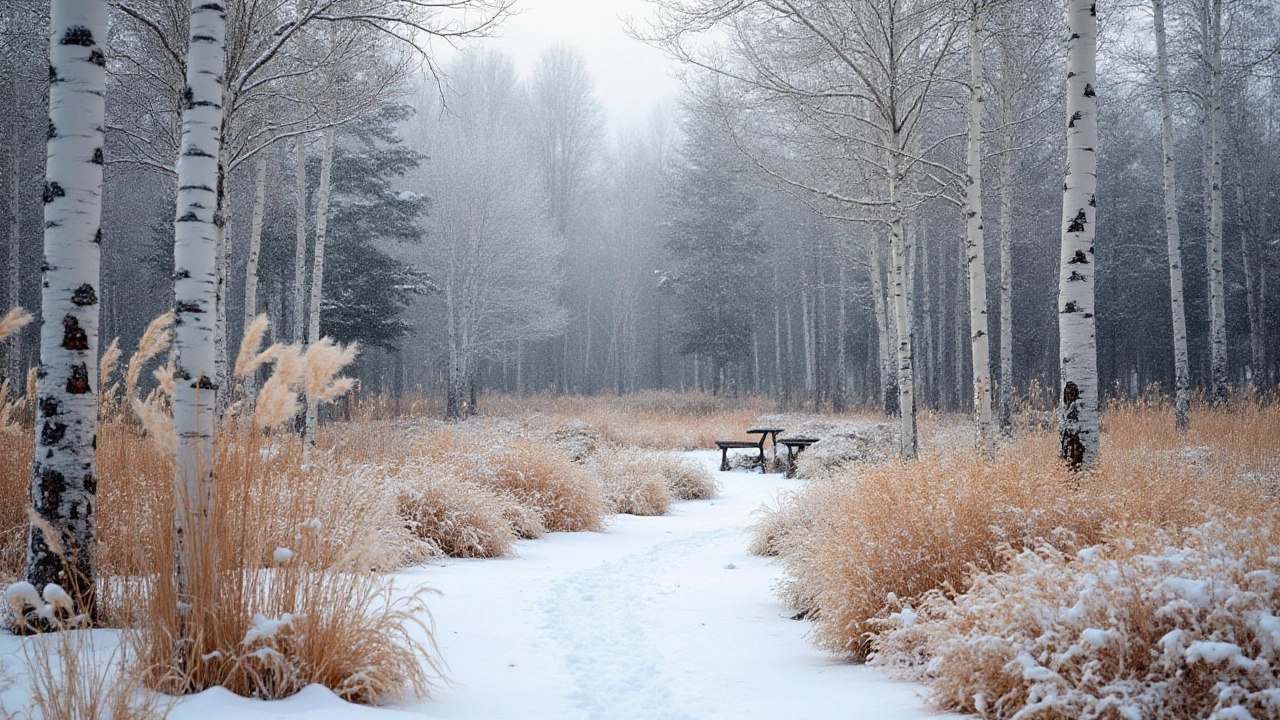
[1153,0,1191,429]
[171,0,226,595]
[1057,0,1100,469]
[23,0,108,621]
[964,0,994,455]
[1200,0,1228,405]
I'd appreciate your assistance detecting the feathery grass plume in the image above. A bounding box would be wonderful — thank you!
[152,363,174,398]
[234,314,269,379]
[125,311,174,402]
[98,338,121,394]
[301,337,358,401]
[0,379,16,432]
[253,345,304,429]
[130,394,177,456]
[0,307,33,343]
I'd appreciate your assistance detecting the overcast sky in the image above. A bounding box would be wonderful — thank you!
[467,0,684,133]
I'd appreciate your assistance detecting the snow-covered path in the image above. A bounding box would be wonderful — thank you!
[173,451,951,720]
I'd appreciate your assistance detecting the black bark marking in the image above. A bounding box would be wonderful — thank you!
[94,228,101,244]
[177,212,200,223]
[88,50,105,68]
[49,64,58,83]
[43,182,65,204]
[66,363,90,395]
[92,148,104,165]
[48,121,56,139]
[183,147,216,158]
[59,26,95,46]
[175,301,203,314]
[179,185,214,193]
[1064,301,1079,313]
[1068,111,1082,129]
[196,2,226,11]
[174,268,191,280]
[1067,210,1087,233]
[1083,83,1095,98]
[62,316,88,350]
[1068,249,1089,264]
[191,35,219,43]
[71,284,98,307]
[40,421,67,446]
[195,375,218,391]
[1068,270,1087,282]
[35,467,66,516]
[1062,381,1080,416]
[1061,430,1086,469]
[39,396,58,418]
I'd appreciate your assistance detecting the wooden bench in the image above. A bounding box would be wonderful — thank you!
[715,440,766,473]
[779,437,819,478]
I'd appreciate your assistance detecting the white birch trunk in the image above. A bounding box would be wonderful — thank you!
[303,128,334,445]
[25,0,108,615]
[965,4,994,456]
[998,104,1015,436]
[1154,0,1192,429]
[888,143,918,460]
[292,138,308,344]
[1204,0,1228,404]
[870,239,897,417]
[1057,0,1100,469]
[241,153,267,399]
[172,0,226,597]
[213,188,230,409]
[6,137,20,387]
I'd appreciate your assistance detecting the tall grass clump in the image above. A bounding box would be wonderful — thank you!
[0,308,33,580]
[119,320,442,703]
[592,450,675,517]
[872,515,1280,719]
[767,404,1280,661]
[395,466,519,558]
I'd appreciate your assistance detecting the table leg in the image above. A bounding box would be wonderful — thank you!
[720,446,731,472]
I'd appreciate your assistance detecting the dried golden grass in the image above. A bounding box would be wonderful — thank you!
[0,307,32,344]
[395,468,518,559]
[768,404,1280,660]
[486,391,773,451]
[126,423,442,704]
[872,515,1280,719]
[425,431,606,534]
[591,450,675,517]
[662,454,719,501]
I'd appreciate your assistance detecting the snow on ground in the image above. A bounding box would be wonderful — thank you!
[4,451,952,720]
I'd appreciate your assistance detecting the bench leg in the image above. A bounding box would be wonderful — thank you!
[784,450,797,479]
[720,447,731,472]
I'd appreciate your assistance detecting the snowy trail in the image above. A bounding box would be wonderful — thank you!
[170,451,952,719]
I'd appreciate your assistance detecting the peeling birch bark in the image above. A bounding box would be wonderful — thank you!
[25,0,108,619]
[172,0,226,597]
[1154,0,1191,429]
[1057,0,1100,469]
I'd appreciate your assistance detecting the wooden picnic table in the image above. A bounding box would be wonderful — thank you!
[778,436,819,478]
[715,427,787,473]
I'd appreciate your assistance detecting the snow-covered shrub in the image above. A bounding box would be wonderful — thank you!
[662,454,720,501]
[792,424,896,480]
[777,442,1089,658]
[474,435,606,533]
[871,516,1280,720]
[396,472,517,559]
[592,450,675,516]
[747,488,811,558]
[548,420,605,462]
